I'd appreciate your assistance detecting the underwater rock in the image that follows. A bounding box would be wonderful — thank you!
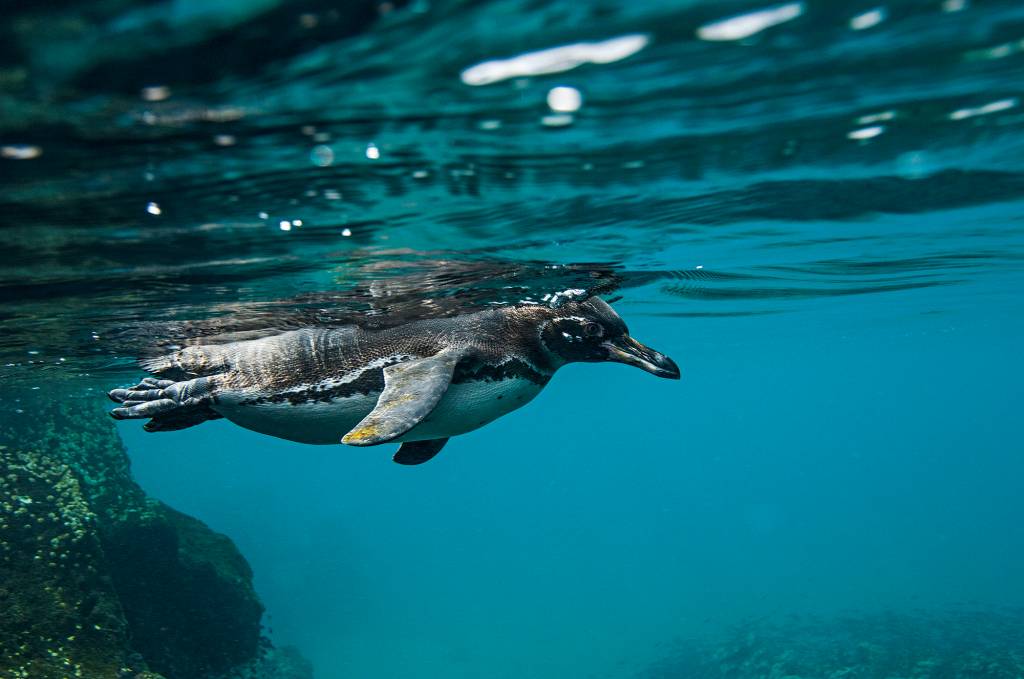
[101,502,264,678]
[640,608,1024,679]
[220,642,314,679]
[0,386,295,679]
[0,448,142,678]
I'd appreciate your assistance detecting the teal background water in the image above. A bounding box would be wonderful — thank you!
[3,0,1024,676]
[117,303,1024,678]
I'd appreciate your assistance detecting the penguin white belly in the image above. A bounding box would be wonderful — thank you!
[212,377,542,445]
[399,377,544,442]
[213,391,379,445]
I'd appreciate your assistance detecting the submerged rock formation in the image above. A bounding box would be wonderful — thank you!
[0,448,137,678]
[0,384,310,679]
[640,608,1024,679]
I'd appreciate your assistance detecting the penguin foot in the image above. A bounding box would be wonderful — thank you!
[108,376,214,421]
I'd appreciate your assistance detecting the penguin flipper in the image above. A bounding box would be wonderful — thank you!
[393,438,449,465]
[342,350,461,446]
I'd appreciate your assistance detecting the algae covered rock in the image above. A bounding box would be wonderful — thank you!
[0,448,143,679]
[0,385,297,679]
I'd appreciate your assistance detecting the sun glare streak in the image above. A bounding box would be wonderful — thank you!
[697,3,804,42]
[460,34,649,86]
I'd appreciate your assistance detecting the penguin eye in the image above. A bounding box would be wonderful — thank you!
[583,322,603,338]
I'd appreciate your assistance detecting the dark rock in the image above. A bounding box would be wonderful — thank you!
[103,503,264,678]
[223,642,315,679]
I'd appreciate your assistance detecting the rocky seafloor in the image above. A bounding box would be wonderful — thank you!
[0,384,313,679]
[640,608,1024,679]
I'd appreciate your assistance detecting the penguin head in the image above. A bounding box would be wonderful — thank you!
[540,297,680,379]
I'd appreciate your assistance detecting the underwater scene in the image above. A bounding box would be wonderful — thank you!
[2,0,1024,677]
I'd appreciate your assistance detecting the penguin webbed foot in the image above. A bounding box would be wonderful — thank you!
[108,377,175,404]
[393,438,449,465]
[108,376,212,422]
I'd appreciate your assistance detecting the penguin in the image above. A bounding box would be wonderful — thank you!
[108,296,679,465]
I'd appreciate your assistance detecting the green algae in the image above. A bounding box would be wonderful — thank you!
[0,385,281,679]
[0,448,143,679]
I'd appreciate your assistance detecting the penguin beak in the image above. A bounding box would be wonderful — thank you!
[602,335,681,379]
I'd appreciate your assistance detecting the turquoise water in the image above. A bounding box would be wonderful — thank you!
[2,0,1024,677]
[118,307,1024,678]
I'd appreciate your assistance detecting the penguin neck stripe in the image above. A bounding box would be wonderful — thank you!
[453,358,549,386]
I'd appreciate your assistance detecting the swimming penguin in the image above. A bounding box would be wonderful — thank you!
[108,296,679,465]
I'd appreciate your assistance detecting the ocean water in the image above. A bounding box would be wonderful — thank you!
[2,0,1024,678]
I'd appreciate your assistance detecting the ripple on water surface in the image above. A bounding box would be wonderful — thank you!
[2,0,1024,386]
